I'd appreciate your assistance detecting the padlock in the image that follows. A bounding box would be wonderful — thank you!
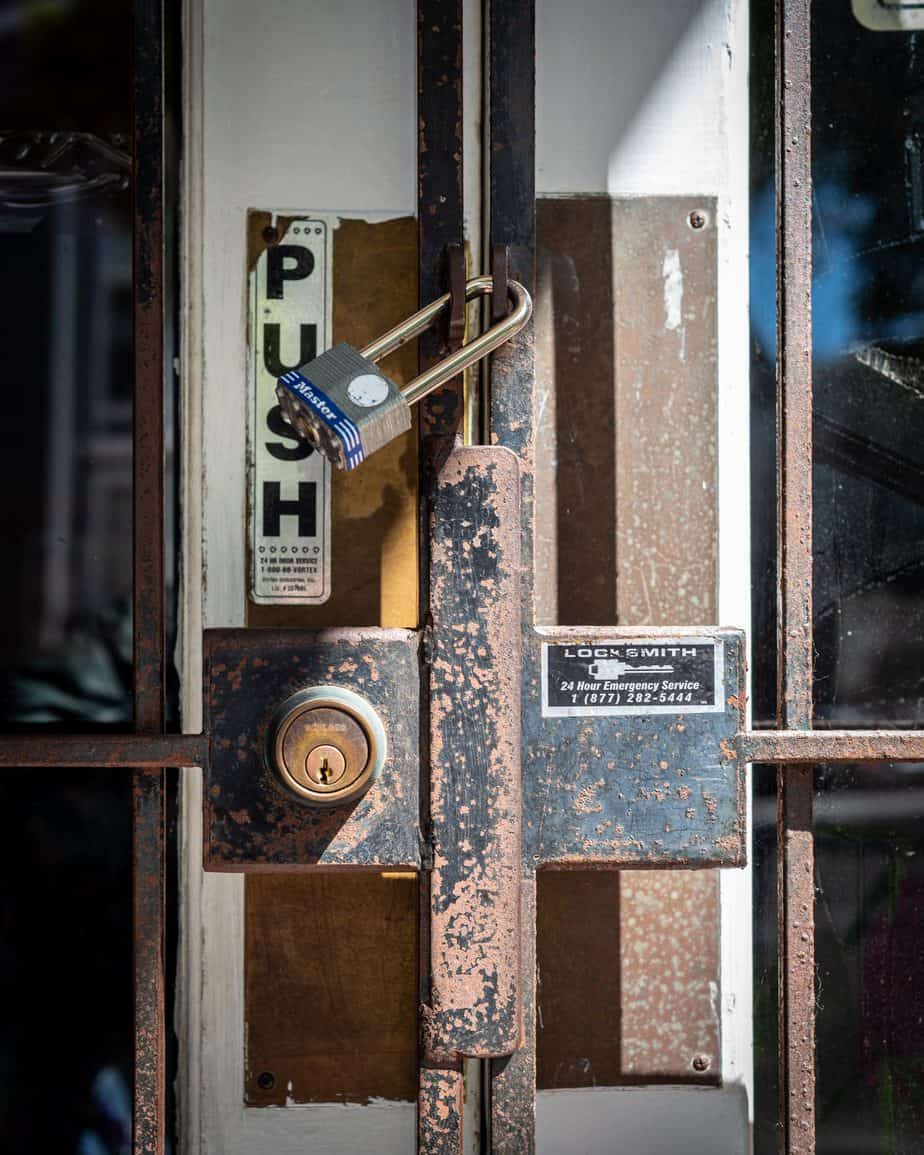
[275,274,532,470]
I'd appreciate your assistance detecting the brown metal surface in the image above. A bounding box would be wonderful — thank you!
[418,1065,465,1153]
[418,0,464,450]
[490,877,536,1154]
[132,0,167,1150]
[0,734,206,768]
[424,447,522,1062]
[488,0,536,1147]
[418,3,466,1147]
[133,769,166,1155]
[491,244,509,326]
[203,628,420,870]
[776,0,815,1151]
[742,730,924,764]
[246,872,419,1105]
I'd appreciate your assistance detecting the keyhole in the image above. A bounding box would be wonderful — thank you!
[318,756,332,783]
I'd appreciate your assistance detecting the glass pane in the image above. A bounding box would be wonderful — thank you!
[0,768,133,1151]
[0,1,134,729]
[751,1,924,1150]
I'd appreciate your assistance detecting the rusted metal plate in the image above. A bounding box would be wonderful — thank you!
[524,628,746,867]
[418,1066,464,1153]
[424,447,522,1061]
[203,628,420,870]
[490,877,537,1154]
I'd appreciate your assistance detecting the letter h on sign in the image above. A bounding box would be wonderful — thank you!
[262,481,317,537]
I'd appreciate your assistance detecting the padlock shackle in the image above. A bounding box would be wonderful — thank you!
[359,275,532,407]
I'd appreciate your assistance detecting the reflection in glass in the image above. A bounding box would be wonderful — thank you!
[752,1,924,1151]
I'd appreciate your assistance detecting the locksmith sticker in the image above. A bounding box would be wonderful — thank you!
[541,638,724,717]
[249,215,332,603]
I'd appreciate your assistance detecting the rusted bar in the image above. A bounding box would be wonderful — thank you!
[133,769,166,1155]
[133,0,166,733]
[133,1,166,1151]
[419,1065,465,1154]
[418,4,466,1149]
[418,0,464,449]
[488,0,536,1147]
[490,878,536,1154]
[775,1,815,1151]
[424,447,522,1061]
[742,730,924,764]
[0,733,206,768]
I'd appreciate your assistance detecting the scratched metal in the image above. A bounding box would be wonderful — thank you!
[487,1,537,1149]
[490,877,536,1154]
[524,628,746,867]
[424,447,522,1061]
[418,1066,464,1154]
[775,1,816,1151]
[0,734,208,768]
[204,629,420,870]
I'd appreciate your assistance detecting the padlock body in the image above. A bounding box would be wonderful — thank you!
[277,344,411,470]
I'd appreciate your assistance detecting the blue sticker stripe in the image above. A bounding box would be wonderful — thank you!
[278,370,365,469]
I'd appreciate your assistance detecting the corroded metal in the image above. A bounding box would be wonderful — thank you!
[418,0,464,450]
[133,768,165,1155]
[132,1,167,1151]
[418,1065,465,1154]
[741,730,924,764]
[524,628,747,868]
[488,1,536,1148]
[0,734,207,768]
[490,878,536,1155]
[424,447,522,1061]
[776,1,816,1151]
[203,629,420,870]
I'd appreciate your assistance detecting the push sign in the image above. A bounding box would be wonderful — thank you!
[248,216,332,603]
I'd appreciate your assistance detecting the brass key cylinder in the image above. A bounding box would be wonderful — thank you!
[267,686,386,806]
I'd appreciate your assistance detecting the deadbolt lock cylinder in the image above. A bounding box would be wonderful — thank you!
[266,686,387,807]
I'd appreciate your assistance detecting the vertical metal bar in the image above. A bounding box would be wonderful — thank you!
[133,0,166,1152]
[488,1,536,1151]
[133,0,166,733]
[418,0,465,455]
[133,769,167,1155]
[418,3,465,1150]
[775,1,815,1151]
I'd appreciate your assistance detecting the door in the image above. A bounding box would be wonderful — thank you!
[2,2,923,1155]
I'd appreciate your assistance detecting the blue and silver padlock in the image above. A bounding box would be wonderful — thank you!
[276,274,532,470]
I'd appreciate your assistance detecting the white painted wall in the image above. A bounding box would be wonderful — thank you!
[535,0,753,1146]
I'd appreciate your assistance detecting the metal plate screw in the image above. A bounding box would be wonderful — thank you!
[691,1054,710,1073]
[688,209,707,230]
[257,1071,276,1090]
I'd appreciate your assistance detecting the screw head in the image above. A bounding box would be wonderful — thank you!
[262,224,279,245]
[691,1054,711,1073]
[257,1071,276,1091]
[688,209,707,230]
[304,743,346,786]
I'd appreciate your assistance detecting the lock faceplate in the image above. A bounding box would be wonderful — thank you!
[268,686,383,806]
[203,628,420,870]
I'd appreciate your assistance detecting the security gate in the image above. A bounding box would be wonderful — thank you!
[2,1,924,1153]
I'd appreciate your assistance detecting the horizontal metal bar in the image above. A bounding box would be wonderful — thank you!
[741,730,924,764]
[0,734,207,768]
